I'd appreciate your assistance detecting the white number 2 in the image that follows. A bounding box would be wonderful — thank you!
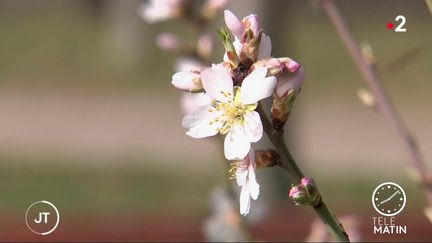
[395,15,406,32]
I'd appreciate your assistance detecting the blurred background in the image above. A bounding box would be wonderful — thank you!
[0,0,431,241]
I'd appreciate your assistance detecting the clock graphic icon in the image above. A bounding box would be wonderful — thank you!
[372,182,406,216]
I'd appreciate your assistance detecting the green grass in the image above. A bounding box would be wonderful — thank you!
[0,157,426,219]
[0,156,224,217]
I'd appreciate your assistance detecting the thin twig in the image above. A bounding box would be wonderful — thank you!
[425,0,432,15]
[322,0,432,204]
[257,103,350,242]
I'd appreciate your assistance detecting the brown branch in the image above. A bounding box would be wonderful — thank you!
[322,0,432,204]
[257,103,350,242]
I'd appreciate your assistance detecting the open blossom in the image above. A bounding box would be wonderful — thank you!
[182,64,276,160]
[223,10,272,61]
[234,149,259,215]
[139,0,185,23]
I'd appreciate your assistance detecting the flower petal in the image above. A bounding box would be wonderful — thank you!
[235,166,248,187]
[240,67,277,104]
[235,149,254,186]
[239,186,251,215]
[182,105,223,138]
[224,125,250,160]
[200,64,234,103]
[257,34,272,60]
[247,157,260,200]
[180,93,213,115]
[276,67,305,98]
[243,111,263,143]
[242,14,260,37]
[224,10,243,39]
[172,71,202,92]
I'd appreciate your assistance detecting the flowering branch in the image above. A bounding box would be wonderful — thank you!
[168,7,350,242]
[322,0,432,208]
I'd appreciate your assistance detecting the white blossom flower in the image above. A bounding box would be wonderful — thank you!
[233,149,259,216]
[139,0,184,23]
[182,64,276,160]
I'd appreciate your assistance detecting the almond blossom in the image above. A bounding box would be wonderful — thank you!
[232,149,259,216]
[182,64,276,160]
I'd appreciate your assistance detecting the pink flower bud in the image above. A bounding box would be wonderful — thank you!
[278,57,300,72]
[301,177,315,188]
[288,185,302,198]
[286,59,300,73]
[275,67,304,99]
[224,10,262,40]
[300,177,321,206]
[242,14,260,37]
[289,185,309,206]
[156,33,180,51]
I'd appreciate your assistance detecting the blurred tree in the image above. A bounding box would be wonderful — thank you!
[99,0,148,71]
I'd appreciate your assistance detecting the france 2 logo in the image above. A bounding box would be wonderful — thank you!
[387,15,407,32]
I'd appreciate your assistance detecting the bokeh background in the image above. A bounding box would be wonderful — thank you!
[0,0,431,241]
